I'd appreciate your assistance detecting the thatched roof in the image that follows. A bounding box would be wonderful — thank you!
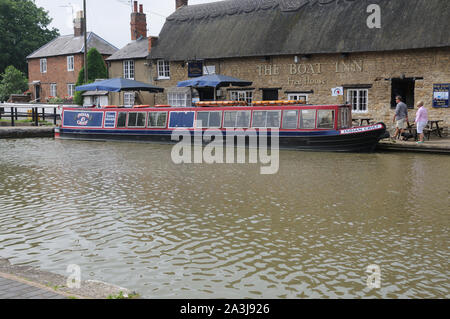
[148,0,450,61]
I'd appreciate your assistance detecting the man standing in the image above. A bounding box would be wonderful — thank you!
[392,96,409,140]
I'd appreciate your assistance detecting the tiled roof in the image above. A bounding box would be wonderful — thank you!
[27,32,118,59]
[106,37,148,61]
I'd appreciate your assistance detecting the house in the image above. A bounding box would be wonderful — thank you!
[27,11,118,103]
[147,0,450,126]
[106,1,161,107]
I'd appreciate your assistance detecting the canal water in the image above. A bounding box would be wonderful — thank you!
[0,138,448,298]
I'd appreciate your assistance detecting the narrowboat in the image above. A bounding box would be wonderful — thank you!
[55,101,388,152]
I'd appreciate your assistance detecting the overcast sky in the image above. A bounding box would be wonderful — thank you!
[34,0,218,49]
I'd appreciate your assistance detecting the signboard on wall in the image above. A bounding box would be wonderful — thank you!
[433,83,450,108]
[188,62,203,78]
[332,87,344,96]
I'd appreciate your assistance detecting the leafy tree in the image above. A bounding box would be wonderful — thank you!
[0,65,28,102]
[0,0,59,74]
[74,48,108,105]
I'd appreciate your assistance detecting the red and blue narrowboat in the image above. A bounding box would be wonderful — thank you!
[55,101,388,152]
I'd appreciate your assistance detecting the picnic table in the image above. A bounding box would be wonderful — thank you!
[404,120,445,140]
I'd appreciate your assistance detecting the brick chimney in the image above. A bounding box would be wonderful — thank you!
[73,11,85,37]
[148,36,158,53]
[131,1,147,40]
[176,0,188,10]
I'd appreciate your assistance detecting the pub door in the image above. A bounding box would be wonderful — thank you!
[391,78,415,109]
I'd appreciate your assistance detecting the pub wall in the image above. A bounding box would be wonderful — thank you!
[148,47,450,131]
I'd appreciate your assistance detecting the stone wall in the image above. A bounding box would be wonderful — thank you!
[147,47,449,131]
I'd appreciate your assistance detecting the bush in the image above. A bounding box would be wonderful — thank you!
[0,65,28,102]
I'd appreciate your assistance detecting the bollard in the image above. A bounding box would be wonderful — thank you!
[34,107,39,126]
[10,107,15,126]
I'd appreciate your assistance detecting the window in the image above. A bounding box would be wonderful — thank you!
[288,93,308,102]
[299,110,316,129]
[157,60,170,79]
[230,90,253,105]
[282,110,299,129]
[67,56,74,71]
[148,112,168,128]
[127,112,146,127]
[123,60,135,80]
[117,112,127,128]
[347,89,368,113]
[317,110,335,129]
[251,111,281,128]
[223,111,251,128]
[196,111,222,128]
[168,92,191,107]
[50,83,57,97]
[67,83,75,97]
[124,92,135,107]
[340,107,351,129]
[40,59,47,73]
[203,65,216,75]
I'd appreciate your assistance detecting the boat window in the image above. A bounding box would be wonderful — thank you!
[266,111,281,128]
[317,110,335,129]
[236,111,251,128]
[282,110,299,129]
[300,110,316,129]
[252,111,281,128]
[117,112,127,128]
[196,111,222,128]
[252,111,266,128]
[127,112,137,127]
[148,112,167,128]
[209,111,222,128]
[196,112,209,128]
[223,111,237,128]
[136,113,146,127]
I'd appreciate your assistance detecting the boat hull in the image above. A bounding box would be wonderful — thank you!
[55,123,387,153]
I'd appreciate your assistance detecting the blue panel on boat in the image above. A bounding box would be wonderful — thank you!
[104,112,117,128]
[63,111,104,128]
[169,111,195,128]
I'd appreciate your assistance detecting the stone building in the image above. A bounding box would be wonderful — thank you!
[144,0,449,127]
[107,1,159,106]
[27,11,118,103]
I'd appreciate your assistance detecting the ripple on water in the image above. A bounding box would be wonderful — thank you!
[0,139,449,298]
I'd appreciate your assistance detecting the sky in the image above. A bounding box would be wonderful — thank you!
[33,0,219,49]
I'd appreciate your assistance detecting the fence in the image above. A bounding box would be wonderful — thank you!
[0,103,72,127]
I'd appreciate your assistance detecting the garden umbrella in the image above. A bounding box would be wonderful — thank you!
[75,78,164,93]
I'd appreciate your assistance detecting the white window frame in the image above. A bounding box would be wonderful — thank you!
[50,83,57,97]
[124,92,135,107]
[287,93,309,102]
[67,83,75,97]
[123,60,135,80]
[40,58,47,73]
[347,89,368,113]
[157,60,170,80]
[67,56,74,72]
[229,90,254,105]
[168,92,191,107]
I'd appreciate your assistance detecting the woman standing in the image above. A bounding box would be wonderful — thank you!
[414,101,428,144]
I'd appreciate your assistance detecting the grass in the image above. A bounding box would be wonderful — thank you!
[0,118,54,125]
[107,291,140,299]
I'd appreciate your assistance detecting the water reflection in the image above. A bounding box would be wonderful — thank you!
[0,139,448,298]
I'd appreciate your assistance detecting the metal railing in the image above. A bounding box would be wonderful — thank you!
[0,103,74,127]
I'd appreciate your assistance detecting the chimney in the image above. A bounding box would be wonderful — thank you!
[148,36,158,53]
[131,1,147,40]
[176,0,188,10]
[74,11,85,37]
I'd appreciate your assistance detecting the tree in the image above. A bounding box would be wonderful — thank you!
[0,65,28,102]
[74,48,108,105]
[0,0,59,74]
